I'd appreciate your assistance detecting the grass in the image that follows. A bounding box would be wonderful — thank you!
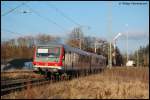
[1,67,149,99]
[1,70,44,80]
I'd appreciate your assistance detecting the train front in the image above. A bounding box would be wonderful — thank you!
[32,44,64,73]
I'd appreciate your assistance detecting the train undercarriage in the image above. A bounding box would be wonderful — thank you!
[34,66,104,81]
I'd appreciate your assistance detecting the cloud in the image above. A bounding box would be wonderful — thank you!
[121,31,149,40]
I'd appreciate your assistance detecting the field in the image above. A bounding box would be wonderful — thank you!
[1,70,44,80]
[1,67,149,99]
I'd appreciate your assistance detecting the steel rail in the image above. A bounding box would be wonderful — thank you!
[1,77,48,96]
[1,70,34,74]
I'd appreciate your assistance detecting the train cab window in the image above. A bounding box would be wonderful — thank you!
[36,48,60,58]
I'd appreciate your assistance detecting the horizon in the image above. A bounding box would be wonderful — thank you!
[1,1,149,54]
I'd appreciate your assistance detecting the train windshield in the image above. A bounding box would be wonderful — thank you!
[36,47,60,62]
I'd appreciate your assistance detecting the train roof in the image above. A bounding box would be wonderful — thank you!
[36,42,106,59]
[36,42,63,47]
[64,44,106,59]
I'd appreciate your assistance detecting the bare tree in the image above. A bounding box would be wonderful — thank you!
[66,27,84,48]
[36,34,56,44]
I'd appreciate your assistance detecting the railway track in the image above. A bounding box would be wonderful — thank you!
[1,68,104,96]
[1,70,42,81]
[1,70,34,74]
[1,77,50,96]
[1,70,49,96]
[1,74,70,96]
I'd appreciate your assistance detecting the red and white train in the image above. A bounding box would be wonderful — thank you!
[32,43,106,77]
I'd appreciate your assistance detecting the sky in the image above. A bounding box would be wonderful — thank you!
[1,1,149,54]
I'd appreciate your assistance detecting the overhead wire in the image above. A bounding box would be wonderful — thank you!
[25,4,68,33]
[1,28,23,42]
[1,29,36,47]
[2,28,23,36]
[1,2,28,17]
[2,2,71,41]
[45,2,81,27]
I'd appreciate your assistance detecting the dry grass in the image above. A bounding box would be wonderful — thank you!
[1,67,149,99]
[1,70,44,80]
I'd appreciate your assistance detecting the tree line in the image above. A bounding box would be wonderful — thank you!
[1,28,124,66]
[1,34,59,64]
[65,27,123,66]
[129,44,149,67]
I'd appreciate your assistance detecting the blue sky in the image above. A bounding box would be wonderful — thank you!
[1,1,149,54]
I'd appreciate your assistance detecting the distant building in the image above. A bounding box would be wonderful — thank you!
[126,60,135,67]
